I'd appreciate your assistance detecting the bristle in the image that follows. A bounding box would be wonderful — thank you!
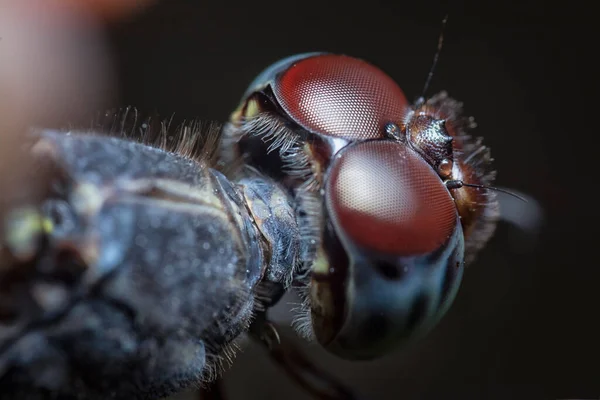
[201,341,239,383]
[200,288,255,383]
[294,188,322,270]
[85,107,224,167]
[218,113,306,181]
[240,113,299,155]
[290,286,315,341]
[287,186,322,341]
[281,146,320,192]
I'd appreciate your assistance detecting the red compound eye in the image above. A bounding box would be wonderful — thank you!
[326,141,457,255]
[273,54,409,140]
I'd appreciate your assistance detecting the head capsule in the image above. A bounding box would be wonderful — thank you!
[225,53,499,360]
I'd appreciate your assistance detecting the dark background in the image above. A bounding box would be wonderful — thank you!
[101,1,596,399]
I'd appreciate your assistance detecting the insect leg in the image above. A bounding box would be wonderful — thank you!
[249,312,361,400]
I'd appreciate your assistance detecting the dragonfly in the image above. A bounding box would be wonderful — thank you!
[0,48,535,400]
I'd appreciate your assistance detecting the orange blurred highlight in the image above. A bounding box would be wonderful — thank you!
[0,0,158,209]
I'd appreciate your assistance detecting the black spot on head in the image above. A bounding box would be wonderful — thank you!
[375,260,411,280]
[406,294,428,332]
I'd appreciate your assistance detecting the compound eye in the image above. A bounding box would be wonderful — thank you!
[326,141,457,255]
[274,54,409,140]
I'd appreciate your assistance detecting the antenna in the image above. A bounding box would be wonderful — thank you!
[420,14,449,101]
[445,180,529,203]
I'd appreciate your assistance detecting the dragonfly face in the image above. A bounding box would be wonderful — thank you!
[223,52,499,359]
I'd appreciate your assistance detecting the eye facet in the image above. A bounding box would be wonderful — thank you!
[326,140,457,255]
[274,54,409,140]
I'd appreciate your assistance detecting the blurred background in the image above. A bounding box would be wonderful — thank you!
[1,0,596,399]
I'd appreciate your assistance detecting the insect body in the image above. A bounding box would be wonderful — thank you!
[223,52,499,360]
[0,52,500,399]
[0,127,303,399]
